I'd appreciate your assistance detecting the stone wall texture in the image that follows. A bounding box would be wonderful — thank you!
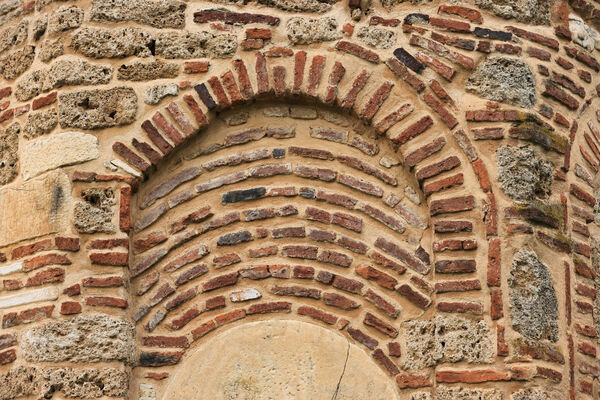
[0,0,599,399]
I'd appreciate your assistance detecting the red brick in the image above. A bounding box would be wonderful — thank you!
[63,283,81,296]
[134,232,167,254]
[191,320,217,340]
[364,289,400,318]
[436,369,510,383]
[372,348,400,376]
[60,301,82,315]
[490,289,503,320]
[82,275,124,288]
[11,239,52,259]
[184,61,209,74]
[282,245,318,260]
[89,252,128,266]
[323,292,360,310]
[564,46,600,72]
[396,373,432,389]
[296,306,336,325]
[0,334,17,351]
[430,195,474,216]
[324,61,345,103]
[271,285,320,299]
[54,237,80,252]
[143,336,189,348]
[434,259,475,274]
[370,16,400,26]
[356,265,397,290]
[437,301,483,314]
[202,272,238,292]
[85,296,128,308]
[23,253,70,272]
[414,50,455,81]
[292,51,307,93]
[32,91,57,110]
[341,69,371,108]
[347,327,378,350]
[333,275,363,293]
[497,325,508,356]
[306,55,326,97]
[543,81,580,110]
[392,115,433,144]
[506,26,559,49]
[2,305,54,328]
[213,253,241,268]
[265,46,293,57]
[335,41,379,63]
[0,349,16,365]
[112,142,151,173]
[171,307,201,330]
[361,81,394,121]
[364,312,398,337]
[247,301,291,315]
[535,366,562,382]
[576,324,597,338]
[435,279,480,293]
[527,47,551,61]
[193,10,280,25]
[430,16,471,32]
[438,5,482,22]
[397,284,431,309]
[578,341,597,357]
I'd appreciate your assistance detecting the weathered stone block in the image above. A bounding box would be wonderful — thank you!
[118,60,179,81]
[74,187,116,234]
[90,0,186,29]
[0,367,39,400]
[0,122,19,186]
[437,385,502,400]
[21,313,135,364]
[23,108,58,139]
[258,0,334,13]
[144,83,178,105]
[509,249,558,342]
[155,31,237,59]
[41,368,129,398]
[404,315,493,369]
[286,17,341,44]
[47,5,84,34]
[0,169,70,246]
[475,0,550,25]
[38,38,63,62]
[22,132,99,180]
[0,20,28,54]
[357,26,397,49]
[467,56,536,108]
[59,87,137,129]
[0,45,35,80]
[496,145,553,202]
[71,27,155,58]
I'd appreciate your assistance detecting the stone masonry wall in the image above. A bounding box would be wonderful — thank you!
[0,0,599,399]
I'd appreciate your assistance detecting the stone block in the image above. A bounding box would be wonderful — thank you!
[0,122,19,186]
[496,145,553,202]
[23,108,58,139]
[467,56,536,108]
[59,87,137,129]
[509,249,558,342]
[90,0,186,28]
[21,313,135,364]
[0,170,70,247]
[286,17,341,44]
[404,315,493,369]
[21,131,99,180]
[74,187,116,234]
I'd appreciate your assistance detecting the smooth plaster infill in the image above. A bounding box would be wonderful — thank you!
[0,286,58,309]
[162,319,399,400]
[21,131,100,180]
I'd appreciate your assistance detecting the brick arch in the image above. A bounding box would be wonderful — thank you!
[123,50,490,395]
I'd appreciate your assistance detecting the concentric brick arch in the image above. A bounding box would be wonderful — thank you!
[1,0,599,398]
[126,92,477,395]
